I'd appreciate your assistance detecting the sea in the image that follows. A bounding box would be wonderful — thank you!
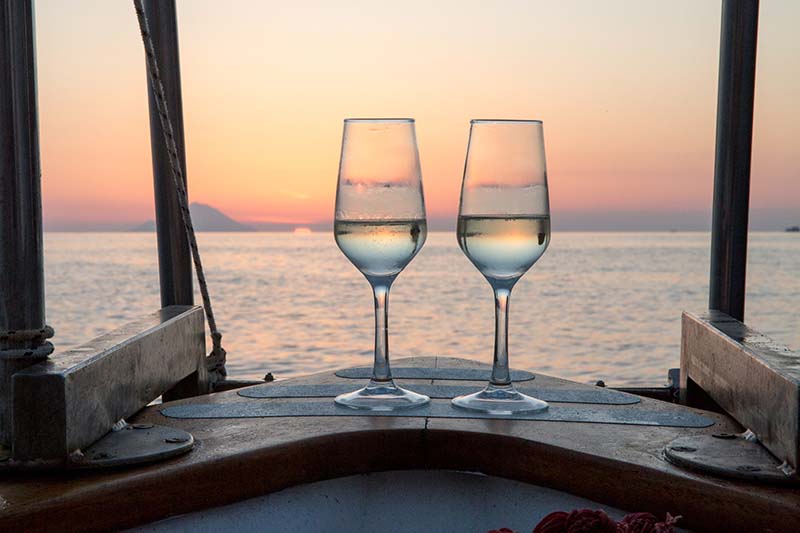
[43,231,798,386]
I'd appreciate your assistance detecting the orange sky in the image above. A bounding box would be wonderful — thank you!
[35,1,798,229]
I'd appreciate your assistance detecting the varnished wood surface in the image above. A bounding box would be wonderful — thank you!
[1,357,798,532]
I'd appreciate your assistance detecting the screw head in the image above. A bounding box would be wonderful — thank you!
[670,445,697,453]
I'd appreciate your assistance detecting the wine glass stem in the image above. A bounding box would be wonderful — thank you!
[370,282,392,383]
[491,287,512,386]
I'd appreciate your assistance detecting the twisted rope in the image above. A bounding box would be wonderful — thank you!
[0,325,54,343]
[133,0,226,381]
[0,325,54,358]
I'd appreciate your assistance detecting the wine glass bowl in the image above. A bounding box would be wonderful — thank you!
[333,118,430,411]
[452,119,551,414]
[335,219,426,281]
[457,215,550,284]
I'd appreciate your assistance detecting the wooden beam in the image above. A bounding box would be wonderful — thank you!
[11,306,205,461]
[681,311,800,469]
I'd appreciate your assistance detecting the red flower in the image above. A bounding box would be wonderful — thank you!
[618,512,659,533]
[565,509,618,533]
[533,511,568,532]
[618,512,680,533]
[534,509,617,533]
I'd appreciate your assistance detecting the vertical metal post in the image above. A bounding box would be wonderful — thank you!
[709,0,759,321]
[144,0,194,307]
[141,1,210,399]
[0,0,53,446]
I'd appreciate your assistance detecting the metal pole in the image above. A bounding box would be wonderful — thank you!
[144,0,194,307]
[0,0,53,446]
[709,0,759,321]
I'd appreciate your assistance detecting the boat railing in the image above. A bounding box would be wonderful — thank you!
[0,1,218,468]
[1,0,797,482]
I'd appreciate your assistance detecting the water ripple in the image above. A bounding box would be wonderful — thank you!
[43,231,799,386]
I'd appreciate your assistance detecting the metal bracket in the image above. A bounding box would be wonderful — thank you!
[0,421,193,471]
[69,422,193,469]
[665,433,799,485]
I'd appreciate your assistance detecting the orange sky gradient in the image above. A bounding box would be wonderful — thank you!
[35,1,798,229]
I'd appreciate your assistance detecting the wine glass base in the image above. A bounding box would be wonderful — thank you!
[451,383,548,415]
[335,380,430,411]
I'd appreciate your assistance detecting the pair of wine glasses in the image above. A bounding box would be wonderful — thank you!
[334,118,550,414]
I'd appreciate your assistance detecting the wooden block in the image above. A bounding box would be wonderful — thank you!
[11,306,206,461]
[681,310,800,469]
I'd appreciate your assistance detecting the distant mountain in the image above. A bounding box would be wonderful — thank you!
[133,203,254,232]
[131,220,157,231]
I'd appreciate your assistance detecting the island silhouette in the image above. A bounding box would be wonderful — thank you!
[133,203,255,232]
[133,203,334,232]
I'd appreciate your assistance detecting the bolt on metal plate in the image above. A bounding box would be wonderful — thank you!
[70,423,193,470]
[664,434,799,485]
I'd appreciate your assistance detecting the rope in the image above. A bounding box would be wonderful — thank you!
[133,0,226,382]
[0,325,54,343]
[0,326,54,359]
[0,344,54,359]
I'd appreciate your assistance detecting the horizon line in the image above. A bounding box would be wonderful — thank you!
[42,228,796,234]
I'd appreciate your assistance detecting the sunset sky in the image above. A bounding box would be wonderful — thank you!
[36,1,798,230]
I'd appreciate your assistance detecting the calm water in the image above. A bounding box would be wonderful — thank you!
[43,232,798,386]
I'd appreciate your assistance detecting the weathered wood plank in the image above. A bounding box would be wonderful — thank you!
[11,306,206,461]
[680,311,800,469]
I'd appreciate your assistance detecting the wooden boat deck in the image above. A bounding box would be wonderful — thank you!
[1,356,798,531]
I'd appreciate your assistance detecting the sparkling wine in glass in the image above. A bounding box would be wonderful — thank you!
[333,118,430,411]
[452,119,551,414]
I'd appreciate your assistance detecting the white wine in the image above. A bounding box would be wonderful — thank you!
[458,215,550,282]
[335,219,427,279]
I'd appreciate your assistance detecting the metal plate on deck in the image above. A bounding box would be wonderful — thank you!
[664,434,799,485]
[238,384,640,405]
[162,400,712,428]
[335,367,536,381]
[0,424,194,471]
[71,424,194,469]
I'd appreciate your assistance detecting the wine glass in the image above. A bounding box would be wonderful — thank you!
[333,118,430,411]
[452,119,551,414]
